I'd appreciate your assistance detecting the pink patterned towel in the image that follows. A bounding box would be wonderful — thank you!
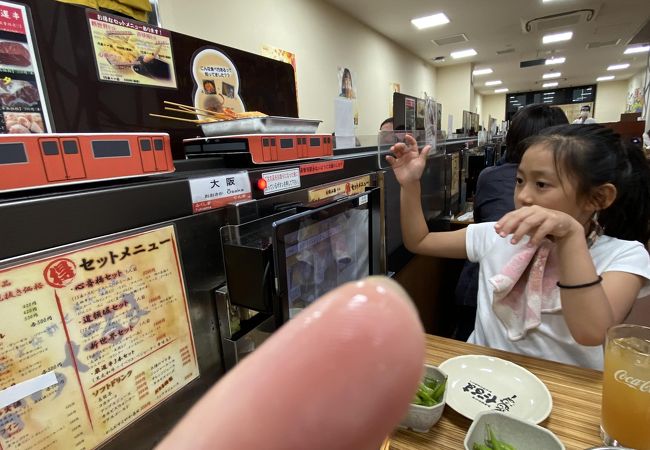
[489,239,560,340]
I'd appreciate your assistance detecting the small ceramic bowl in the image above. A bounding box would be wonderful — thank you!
[464,411,565,450]
[398,365,447,433]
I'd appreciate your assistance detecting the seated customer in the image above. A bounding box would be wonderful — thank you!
[453,104,569,340]
[573,105,597,124]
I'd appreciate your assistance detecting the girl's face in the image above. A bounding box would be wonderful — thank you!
[514,144,594,227]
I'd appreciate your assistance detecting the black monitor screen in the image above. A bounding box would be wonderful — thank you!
[273,190,380,321]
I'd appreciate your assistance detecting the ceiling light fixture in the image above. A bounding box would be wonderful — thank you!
[411,12,450,30]
[495,88,509,93]
[473,68,493,76]
[545,57,566,65]
[607,63,630,71]
[543,72,562,79]
[451,48,477,59]
[543,31,573,44]
[544,92,555,95]
[485,80,502,86]
[543,82,559,88]
[624,45,650,54]
[597,75,615,81]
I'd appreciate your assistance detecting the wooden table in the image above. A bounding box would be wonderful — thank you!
[390,335,603,450]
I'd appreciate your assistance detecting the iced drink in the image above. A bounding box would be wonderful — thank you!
[601,324,650,449]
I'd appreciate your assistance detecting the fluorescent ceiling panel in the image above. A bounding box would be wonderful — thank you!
[624,45,650,54]
[451,48,477,59]
[545,57,566,65]
[473,68,493,76]
[543,31,573,44]
[411,13,450,30]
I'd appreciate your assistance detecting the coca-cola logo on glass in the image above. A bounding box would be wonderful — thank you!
[614,370,650,393]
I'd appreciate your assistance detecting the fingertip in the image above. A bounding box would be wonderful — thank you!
[161,277,425,450]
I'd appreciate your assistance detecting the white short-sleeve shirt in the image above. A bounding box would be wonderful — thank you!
[466,222,650,370]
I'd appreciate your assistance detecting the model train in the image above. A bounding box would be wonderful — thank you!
[0,132,174,192]
[183,133,334,164]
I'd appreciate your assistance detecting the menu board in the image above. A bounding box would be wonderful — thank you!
[88,11,177,89]
[0,225,198,450]
[0,1,51,134]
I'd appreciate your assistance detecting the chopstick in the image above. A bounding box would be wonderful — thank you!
[163,100,238,120]
[380,436,391,450]
[164,106,219,118]
[164,100,220,116]
[148,113,218,124]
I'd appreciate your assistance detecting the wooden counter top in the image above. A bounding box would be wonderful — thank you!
[390,335,603,450]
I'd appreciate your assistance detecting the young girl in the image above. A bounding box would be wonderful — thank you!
[388,124,650,369]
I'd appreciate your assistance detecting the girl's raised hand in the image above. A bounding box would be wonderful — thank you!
[495,205,584,247]
[385,134,431,186]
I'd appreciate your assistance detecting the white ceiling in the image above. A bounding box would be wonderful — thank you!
[321,0,650,95]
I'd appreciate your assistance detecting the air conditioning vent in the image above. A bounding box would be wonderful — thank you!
[430,56,446,62]
[586,39,621,49]
[520,58,546,68]
[522,7,599,33]
[432,33,468,46]
[496,48,515,55]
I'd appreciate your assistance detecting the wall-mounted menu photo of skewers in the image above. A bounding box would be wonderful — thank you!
[0,1,51,134]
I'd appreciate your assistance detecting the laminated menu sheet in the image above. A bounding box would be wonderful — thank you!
[0,225,198,449]
[0,1,51,134]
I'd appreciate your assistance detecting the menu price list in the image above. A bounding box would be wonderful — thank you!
[0,226,198,450]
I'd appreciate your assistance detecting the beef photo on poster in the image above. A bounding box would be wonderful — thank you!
[3,112,44,133]
[0,40,32,69]
[0,79,39,107]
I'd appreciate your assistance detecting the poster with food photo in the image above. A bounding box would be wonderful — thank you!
[0,1,51,134]
[191,48,245,118]
[88,10,177,89]
[261,44,298,112]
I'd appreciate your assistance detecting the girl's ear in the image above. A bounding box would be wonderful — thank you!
[589,183,617,210]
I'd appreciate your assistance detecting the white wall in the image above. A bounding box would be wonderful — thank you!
[156,0,437,136]
[481,94,506,124]
[594,80,628,123]
[436,63,472,131]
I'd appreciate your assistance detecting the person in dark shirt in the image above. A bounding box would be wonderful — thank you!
[454,104,569,340]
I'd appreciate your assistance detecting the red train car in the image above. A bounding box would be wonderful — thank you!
[184,134,333,164]
[0,132,174,192]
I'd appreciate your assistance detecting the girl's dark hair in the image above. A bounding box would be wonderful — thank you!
[505,104,569,163]
[521,124,650,244]
[341,68,352,90]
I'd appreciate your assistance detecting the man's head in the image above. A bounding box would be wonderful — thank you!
[380,117,394,132]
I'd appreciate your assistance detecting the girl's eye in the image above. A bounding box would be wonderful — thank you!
[515,177,524,185]
[536,181,548,188]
